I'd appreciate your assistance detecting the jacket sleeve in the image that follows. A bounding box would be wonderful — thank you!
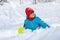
[23,20,27,29]
[23,23,25,27]
[37,17,50,28]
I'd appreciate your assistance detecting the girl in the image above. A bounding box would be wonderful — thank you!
[24,7,50,31]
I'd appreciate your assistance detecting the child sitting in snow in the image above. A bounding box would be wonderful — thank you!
[24,7,50,31]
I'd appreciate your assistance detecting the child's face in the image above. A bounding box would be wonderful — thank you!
[29,13,35,18]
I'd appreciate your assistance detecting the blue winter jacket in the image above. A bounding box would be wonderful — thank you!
[24,17,50,31]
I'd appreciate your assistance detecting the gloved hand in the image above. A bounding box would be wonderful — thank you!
[18,27,25,34]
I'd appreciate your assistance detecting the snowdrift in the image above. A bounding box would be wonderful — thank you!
[0,1,60,40]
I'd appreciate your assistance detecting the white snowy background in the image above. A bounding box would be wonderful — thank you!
[0,0,60,40]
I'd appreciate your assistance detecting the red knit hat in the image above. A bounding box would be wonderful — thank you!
[25,7,34,17]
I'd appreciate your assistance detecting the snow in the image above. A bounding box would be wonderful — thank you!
[0,1,60,40]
